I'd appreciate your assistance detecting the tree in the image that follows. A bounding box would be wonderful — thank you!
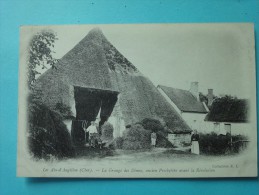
[206,95,248,122]
[28,30,58,89]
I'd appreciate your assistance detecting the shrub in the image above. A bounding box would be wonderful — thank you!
[122,124,152,150]
[140,118,164,133]
[54,102,74,120]
[28,95,74,160]
[199,133,248,155]
[199,133,229,155]
[110,137,124,149]
[28,126,57,159]
[231,134,249,153]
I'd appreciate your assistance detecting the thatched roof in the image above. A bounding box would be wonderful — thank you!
[35,28,191,132]
[158,85,208,113]
[205,97,249,123]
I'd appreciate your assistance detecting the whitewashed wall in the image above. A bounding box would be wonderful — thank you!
[204,122,251,136]
[168,133,191,147]
[181,112,207,132]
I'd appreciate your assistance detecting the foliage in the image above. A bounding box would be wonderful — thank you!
[111,137,124,149]
[28,92,74,160]
[231,134,249,153]
[54,102,74,119]
[140,118,164,133]
[199,132,248,155]
[28,30,58,88]
[199,132,229,155]
[28,126,56,159]
[206,95,249,122]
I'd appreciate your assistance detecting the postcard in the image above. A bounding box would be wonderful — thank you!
[17,23,257,177]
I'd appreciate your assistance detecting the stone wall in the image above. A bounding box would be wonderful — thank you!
[167,133,191,147]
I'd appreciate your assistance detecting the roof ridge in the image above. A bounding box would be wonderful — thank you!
[158,84,190,93]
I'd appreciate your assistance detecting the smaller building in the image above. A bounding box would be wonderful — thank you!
[157,82,209,133]
[167,133,191,148]
[204,97,250,136]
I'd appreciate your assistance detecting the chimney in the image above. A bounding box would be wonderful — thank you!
[208,89,214,107]
[190,82,199,100]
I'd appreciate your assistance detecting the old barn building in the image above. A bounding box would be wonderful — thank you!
[35,28,191,145]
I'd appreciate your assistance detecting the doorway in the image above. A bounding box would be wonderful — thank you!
[71,86,119,146]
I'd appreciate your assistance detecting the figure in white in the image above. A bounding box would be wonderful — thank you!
[191,130,200,155]
[85,121,98,148]
[151,132,157,147]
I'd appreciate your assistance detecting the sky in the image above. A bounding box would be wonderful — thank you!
[25,23,256,98]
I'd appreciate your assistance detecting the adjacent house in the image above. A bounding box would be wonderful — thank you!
[204,97,250,136]
[157,82,209,133]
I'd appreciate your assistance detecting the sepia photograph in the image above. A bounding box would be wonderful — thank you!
[17,23,257,178]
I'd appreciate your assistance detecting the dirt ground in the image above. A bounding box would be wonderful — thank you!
[73,145,214,163]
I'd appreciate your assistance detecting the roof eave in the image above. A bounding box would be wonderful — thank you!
[205,120,248,123]
[181,110,208,114]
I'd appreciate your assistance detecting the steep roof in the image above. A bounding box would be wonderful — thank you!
[158,85,208,113]
[205,97,249,123]
[35,28,191,132]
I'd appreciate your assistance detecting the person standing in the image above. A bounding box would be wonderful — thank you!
[151,132,157,147]
[86,121,98,148]
[191,130,200,155]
